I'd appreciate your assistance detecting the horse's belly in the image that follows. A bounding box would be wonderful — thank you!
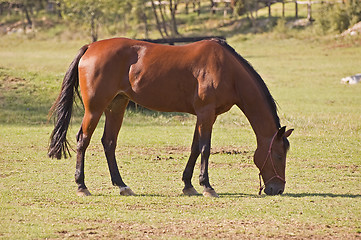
[123,79,196,114]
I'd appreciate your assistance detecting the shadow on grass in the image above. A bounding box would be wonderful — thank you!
[283,192,361,198]
[219,192,361,198]
[126,101,191,118]
[89,192,361,198]
[92,193,203,198]
[218,193,257,198]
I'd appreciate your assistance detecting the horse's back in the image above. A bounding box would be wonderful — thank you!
[78,38,238,114]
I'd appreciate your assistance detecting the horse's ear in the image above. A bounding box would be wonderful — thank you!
[276,126,286,139]
[284,128,294,138]
[277,126,293,139]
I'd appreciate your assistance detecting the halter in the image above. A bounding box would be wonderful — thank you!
[258,131,286,195]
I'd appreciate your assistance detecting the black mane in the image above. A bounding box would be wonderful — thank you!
[211,38,281,129]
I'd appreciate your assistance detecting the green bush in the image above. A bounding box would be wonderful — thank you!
[331,5,350,33]
[274,17,287,34]
[315,2,361,34]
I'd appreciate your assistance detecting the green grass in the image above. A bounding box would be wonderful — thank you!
[1,32,361,239]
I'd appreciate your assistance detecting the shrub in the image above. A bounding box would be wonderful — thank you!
[315,2,361,34]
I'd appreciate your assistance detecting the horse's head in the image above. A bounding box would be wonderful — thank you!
[254,127,293,195]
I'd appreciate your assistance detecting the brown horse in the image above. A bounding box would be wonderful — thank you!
[48,38,293,197]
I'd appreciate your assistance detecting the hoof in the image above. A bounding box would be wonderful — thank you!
[203,188,219,198]
[76,188,91,196]
[119,186,136,196]
[182,187,199,196]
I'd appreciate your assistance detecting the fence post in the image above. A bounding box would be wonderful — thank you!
[295,0,298,18]
[268,0,271,18]
[307,0,312,21]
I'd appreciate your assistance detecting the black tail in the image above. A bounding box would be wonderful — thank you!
[48,45,89,159]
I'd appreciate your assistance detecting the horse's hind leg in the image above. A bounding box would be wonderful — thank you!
[102,94,135,196]
[182,125,201,196]
[75,111,103,196]
[196,108,219,197]
[182,107,218,197]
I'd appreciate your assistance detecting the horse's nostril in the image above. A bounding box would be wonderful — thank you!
[278,189,283,195]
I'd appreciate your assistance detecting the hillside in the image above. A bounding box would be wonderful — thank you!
[0,0,360,42]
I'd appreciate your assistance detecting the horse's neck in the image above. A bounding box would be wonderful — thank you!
[236,76,279,143]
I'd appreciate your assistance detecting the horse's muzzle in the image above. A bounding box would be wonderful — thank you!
[264,182,285,195]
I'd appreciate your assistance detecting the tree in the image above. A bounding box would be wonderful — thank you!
[150,0,166,38]
[169,0,179,36]
[61,0,115,42]
[134,0,150,38]
[149,0,179,38]
[2,0,34,27]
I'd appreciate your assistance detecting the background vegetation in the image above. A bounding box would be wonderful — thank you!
[1,0,361,41]
[1,0,360,239]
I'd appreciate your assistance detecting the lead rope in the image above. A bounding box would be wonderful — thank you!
[258,173,264,195]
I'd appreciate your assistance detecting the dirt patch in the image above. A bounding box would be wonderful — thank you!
[91,145,250,158]
[0,171,19,178]
[211,147,250,155]
[119,145,249,156]
[0,75,27,91]
[54,218,360,240]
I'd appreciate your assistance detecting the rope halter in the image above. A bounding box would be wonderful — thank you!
[258,131,286,195]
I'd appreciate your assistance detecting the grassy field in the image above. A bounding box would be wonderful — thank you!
[0,32,361,239]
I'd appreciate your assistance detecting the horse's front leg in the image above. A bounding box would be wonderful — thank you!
[197,109,219,197]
